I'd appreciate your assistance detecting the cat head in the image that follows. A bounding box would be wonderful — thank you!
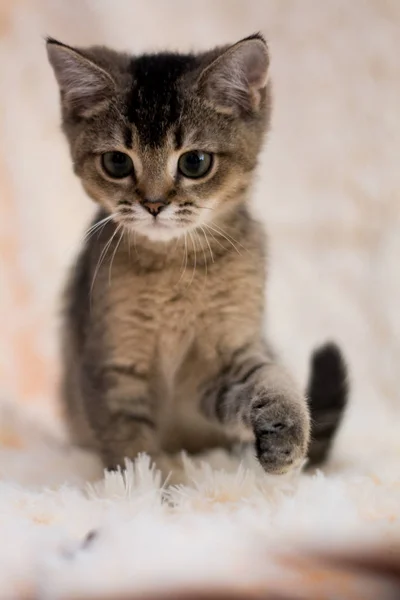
[47,34,271,242]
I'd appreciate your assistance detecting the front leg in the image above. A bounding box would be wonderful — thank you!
[201,343,310,474]
[83,363,185,484]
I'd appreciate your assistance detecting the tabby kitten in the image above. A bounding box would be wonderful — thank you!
[47,33,348,482]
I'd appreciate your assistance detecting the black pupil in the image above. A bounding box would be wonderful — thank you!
[111,152,129,172]
[103,152,132,178]
[182,152,207,176]
[186,153,202,170]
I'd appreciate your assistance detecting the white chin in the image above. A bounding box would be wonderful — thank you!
[137,224,184,243]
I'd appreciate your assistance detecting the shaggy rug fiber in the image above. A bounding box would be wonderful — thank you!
[1,399,400,599]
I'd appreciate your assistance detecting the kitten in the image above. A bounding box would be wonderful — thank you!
[47,33,348,482]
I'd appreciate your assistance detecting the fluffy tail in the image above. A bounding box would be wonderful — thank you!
[306,342,349,467]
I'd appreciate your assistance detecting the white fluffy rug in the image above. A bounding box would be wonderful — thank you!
[1,398,400,599]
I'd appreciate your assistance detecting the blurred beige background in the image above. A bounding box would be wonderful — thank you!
[0,0,399,429]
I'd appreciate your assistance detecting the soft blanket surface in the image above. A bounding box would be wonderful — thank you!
[1,399,399,599]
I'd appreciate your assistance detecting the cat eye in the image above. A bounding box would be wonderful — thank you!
[178,151,213,179]
[101,151,134,179]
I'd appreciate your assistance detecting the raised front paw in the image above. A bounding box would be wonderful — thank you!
[250,393,310,474]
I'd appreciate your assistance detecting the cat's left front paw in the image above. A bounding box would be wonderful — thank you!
[250,392,310,474]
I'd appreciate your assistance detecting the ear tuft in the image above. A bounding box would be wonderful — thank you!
[46,38,115,117]
[198,34,269,115]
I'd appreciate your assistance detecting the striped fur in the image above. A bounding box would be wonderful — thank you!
[47,34,349,482]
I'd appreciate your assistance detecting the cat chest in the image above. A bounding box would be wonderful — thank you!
[107,258,260,369]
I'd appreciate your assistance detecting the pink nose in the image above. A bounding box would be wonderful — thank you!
[141,199,167,216]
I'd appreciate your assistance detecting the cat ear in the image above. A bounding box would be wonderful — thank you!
[46,38,116,117]
[197,33,269,116]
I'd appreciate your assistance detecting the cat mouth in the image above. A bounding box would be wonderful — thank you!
[117,206,195,241]
[149,218,171,229]
[123,215,187,242]
[141,218,177,235]
[119,213,175,229]
[142,214,191,232]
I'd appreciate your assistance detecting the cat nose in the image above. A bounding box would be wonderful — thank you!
[141,199,167,216]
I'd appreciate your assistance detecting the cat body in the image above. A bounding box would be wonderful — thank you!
[63,206,267,467]
[47,34,348,481]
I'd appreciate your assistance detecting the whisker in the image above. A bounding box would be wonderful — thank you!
[194,228,208,291]
[170,234,181,260]
[203,225,225,251]
[183,233,188,283]
[187,230,197,289]
[204,224,237,255]
[210,222,248,253]
[133,230,139,259]
[205,223,242,255]
[200,225,214,264]
[84,214,114,241]
[108,227,124,285]
[126,229,132,262]
[90,225,120,300]
[85,215,113,235]
[176,233,188,286]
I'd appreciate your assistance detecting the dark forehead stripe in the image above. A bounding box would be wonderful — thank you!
[123,126,133,149]
[174,123,183,150]
[126,53,197,148]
